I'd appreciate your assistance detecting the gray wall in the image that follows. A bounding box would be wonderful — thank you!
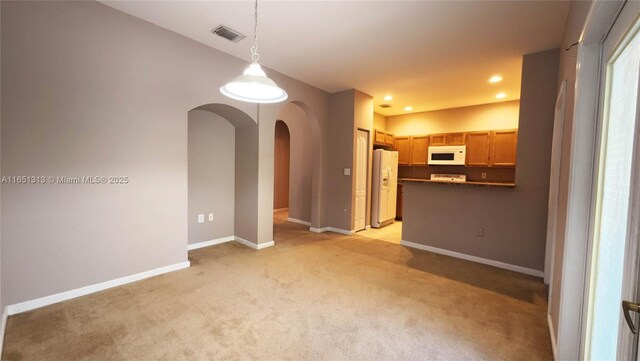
[402,49,559,271]
[188,110,235,245]
[326,90,356,231]
[324,89,374,231]
[278,104,313,223]
[1,1,330,306]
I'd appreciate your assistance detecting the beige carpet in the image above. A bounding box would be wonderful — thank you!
[2,218,552,360]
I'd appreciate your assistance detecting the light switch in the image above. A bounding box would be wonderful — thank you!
[208,213,214,221]
[198,214,204,223]
[344,168,351,176]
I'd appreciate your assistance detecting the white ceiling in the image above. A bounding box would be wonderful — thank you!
[101,1,570,116]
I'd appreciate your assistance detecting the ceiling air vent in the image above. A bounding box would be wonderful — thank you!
[212,25,246,43]
[379,104,392,108]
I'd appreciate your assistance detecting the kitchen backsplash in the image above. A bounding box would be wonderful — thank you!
[398,165,516,183]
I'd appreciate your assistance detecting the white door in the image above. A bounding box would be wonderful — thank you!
[354,130,368,232]
[584,3,640,360]
[545,80,566,288]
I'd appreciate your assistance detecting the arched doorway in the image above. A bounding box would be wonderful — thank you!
[274,102,314,228]
[273,120,290,222]
[187,103,260,249]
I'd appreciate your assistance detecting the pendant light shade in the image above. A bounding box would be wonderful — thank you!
[220,63,288,103]
[220,0,287,104]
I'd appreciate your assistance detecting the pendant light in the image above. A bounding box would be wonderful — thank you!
[220,0,288,103]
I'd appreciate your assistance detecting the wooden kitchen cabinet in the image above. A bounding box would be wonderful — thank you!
[384,132,395,145]
[490,129,518,167]
[465,131,491,166]
[374,129,386,144]
[430,132,466,146]
[395,136,412,165]
[410,135,429,166]
[429,134,447,146]
[447,132,466,145]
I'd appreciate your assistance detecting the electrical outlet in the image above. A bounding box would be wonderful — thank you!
[198,214,204,223]
[481,172,487,179]
[343,208,347,214]
[476,227,485,237]
[344,168,351,176]
[208,213,214,221]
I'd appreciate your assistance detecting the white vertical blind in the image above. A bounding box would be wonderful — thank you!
[589,27,640,360]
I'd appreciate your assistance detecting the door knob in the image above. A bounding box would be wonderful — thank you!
[622,300,640,334]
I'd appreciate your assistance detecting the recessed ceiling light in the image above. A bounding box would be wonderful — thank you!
[489,75,503,83]
[496,93,507,99]
[383,95,393,101]
[404,106,413,111]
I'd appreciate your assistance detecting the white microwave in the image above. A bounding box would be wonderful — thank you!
[428,145,466,165]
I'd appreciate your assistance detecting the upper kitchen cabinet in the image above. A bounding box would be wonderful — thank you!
[430,132,466,146]
[410,136,429,166]
[374,129,395,148]
[490,129,518,167]
[447,132,466,145]
[429,134,447,146]
[374,129,386,144]
[395,136,412,165]
[465,131,491,166]
[384,132,395,145]
[395,135,428,166]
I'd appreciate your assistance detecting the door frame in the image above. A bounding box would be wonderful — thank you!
[554,1,626,360]
[584,9,640,360]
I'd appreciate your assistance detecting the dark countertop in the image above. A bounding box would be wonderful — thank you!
[399,178,516,188]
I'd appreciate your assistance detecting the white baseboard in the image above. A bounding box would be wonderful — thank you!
[547,313,557,360]
[188,236,274,251]
[309,226,354,235]
[234,236,274,250]
[287,217,311,226]
[5,261,191,316]
[328,227,355,235]
[0,308,7,358]
[256,241,275,249]
[188,236,235,250]
[400,240,544,278]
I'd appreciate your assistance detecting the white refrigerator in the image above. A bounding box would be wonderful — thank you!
[371,149,399,228]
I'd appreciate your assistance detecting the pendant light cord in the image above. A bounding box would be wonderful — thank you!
[251,0,260,63]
